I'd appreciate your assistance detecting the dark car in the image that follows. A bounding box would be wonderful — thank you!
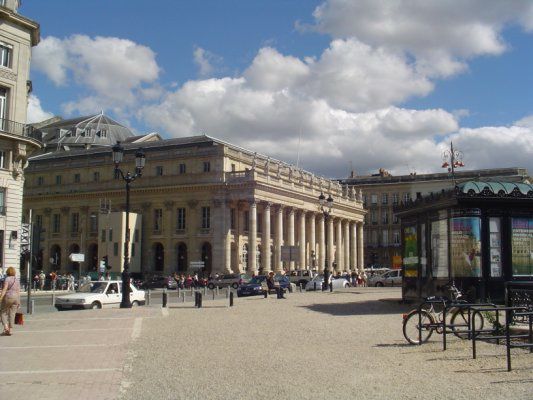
[237,275,291,297]
[142,275,177,290]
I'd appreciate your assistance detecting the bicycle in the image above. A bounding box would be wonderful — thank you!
[402,282,485,345]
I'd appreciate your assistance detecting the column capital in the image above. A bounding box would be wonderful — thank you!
[261,201,272,209]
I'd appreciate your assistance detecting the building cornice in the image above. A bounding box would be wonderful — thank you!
[0,7,40,46]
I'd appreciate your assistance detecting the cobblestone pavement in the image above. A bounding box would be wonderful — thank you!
[1,288,532,399]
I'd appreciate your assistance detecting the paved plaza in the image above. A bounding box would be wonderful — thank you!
[0,287,532,400]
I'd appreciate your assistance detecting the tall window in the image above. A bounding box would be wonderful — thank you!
[0,87,7,125]
[70,213,79,233]
[403,193,411,203]
[90,213,98,232]
[154,208,163,232]
[203,161,211,172]
[382,194,388,205]
[37,176,44,186]
[176,208,186,230]
[382,230,388,246]
[381,211,389,224]
[392,193,399,205]
[0,151,5,169]
[74,173,81,183]
[201,206,210,229]
[55,175,62,185]
[113,242,119,256]
[108,228,113,242]
[155,166,163,176]
[93,171,100,182]
[0,44,10,68]
[36,214,43,228]
[52,214,61,233]
[393,230,400,245]
[101,229,106,242]
[244,211,249,232]
[179,163,186,174]
[370,194,378,205]
[370,210,377,224]
[0,187,5,214]
[230,208,236,230]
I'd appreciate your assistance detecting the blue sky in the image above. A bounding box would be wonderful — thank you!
[21,0,533,177]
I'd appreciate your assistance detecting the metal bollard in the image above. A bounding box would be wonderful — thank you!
[190,287,194,296]
[52,293,56,306]
[330,282,333,292]
[216,286,219,296]
[229,292,234,307]
[197,292,203,308]
[226,287,230,299]
[212,289,215,300]
[299,284,303,293]
[177,287,180,298]
[146,289,151,306]
[194,292,198,307]
[204,286,207,296]
[264,290,268,298]
[162,289,168,308]
[314,282,317,291]
[182,291,186,303]
[30,299,35,314]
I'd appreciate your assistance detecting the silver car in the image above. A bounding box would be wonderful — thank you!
[368,269,403,287]
[207,273,250,289]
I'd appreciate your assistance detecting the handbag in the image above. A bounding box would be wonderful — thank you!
[15,312,24,325]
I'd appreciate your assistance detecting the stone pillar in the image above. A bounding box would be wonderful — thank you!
[308,213,316,270]
[327,216,334,270]
[274,205,283,272]
[262,203,271,273]
[350,222,357,272]
[357,222,364,272]
[287,208,295,271]
[336,219,343,272]
[298,210,306,270]
[164,201,175,273]
[344,220,350,271]
[249,200,257,275]
[224,201,232,273]
[318,214,325,273]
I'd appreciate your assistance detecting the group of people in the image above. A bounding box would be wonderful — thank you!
[172,272,208,289]
[32,271,77,291]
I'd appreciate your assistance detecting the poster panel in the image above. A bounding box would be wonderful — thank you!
[511,218,533,277]
[403,226,418,277]
[451,217,482,277]
[431,219,449,278]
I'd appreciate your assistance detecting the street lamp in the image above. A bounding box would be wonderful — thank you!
[112,141,146,308]
[318,192,333,291]
[441,142,464,185]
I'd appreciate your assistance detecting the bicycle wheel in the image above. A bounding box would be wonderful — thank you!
[450,308,484,339]
[402,310,436,345]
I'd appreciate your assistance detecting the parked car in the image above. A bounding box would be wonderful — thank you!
[142,275,177,290]
[237,275,293,297]
[305,274,350,291]
[367,269,403,287]
[55,280,146,310]
[207,273,250,289]
[286,270,317,288]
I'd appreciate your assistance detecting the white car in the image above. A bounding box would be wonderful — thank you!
[55,280,146,310]
[305,275,350,291]
[367,269,403,287]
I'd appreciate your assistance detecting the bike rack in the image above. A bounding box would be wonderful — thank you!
[471,306,533,371]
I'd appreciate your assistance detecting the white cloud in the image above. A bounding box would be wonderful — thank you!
[193,46,220,78]
[311,0,533,77]
[27,94,54,123]
[32,35,160,112]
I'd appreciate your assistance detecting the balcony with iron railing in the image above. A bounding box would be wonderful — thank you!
[0,119,42,140]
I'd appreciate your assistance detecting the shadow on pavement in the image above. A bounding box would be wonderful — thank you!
[301,299,411,316]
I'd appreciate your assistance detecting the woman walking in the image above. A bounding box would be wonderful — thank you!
[0,267,20,336]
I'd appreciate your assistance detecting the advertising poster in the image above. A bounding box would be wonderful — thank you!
[511,218,533,276]
[451,217,482,277]
[403,226,418,277]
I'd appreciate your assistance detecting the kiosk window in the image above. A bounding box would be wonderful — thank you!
[511,218,533,277]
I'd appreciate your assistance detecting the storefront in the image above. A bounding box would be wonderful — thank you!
[396,181,533,302]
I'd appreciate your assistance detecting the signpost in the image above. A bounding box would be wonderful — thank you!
[69,253,85,262]
[190,261,205,270]
[281,246,300,262]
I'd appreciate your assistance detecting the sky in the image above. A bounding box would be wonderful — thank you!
[21,0,533,178]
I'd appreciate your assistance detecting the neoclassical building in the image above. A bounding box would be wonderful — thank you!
[0,1,40,273]
[24,116,366,276]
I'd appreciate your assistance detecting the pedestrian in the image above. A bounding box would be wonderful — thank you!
[67,273,75,291]
[50,270,57,290]
[0,267,20,336]
[266,271,285,299]
[362,271,368,287]
[39,270,45,290]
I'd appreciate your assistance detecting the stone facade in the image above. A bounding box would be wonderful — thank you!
[0,3,40,275]
[24,136,366,276]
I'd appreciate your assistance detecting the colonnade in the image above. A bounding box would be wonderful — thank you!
[224,201,364,275]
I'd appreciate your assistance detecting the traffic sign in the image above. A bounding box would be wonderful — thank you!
[69,253,85,262]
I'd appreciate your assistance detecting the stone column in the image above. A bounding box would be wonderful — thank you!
[164,201,175,273]
[357,222,364,272]
[318,214,325,272]
[298,210,306,270]
[262,203,271,273]
[327,216,334,270]
[249,200,257,275]
[336,219,343,272]
[308,213,316,270]
[344,220,350,271]
[224,201,232,273]
[350,222,357,272]
[274,205,283,272]
[287,208,295,271]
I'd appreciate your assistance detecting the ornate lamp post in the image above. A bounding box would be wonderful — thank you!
[441,142,464,185]
[318,192,333,291]
[112,142,146,308]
